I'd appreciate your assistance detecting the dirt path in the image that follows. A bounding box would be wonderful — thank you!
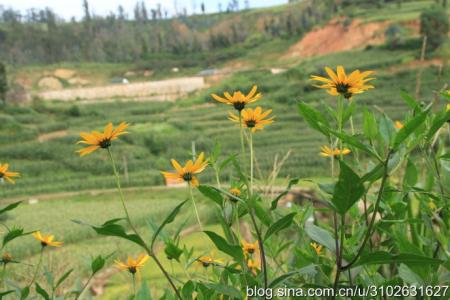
[37,76,206,102]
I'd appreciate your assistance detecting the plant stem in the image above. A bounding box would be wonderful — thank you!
[107,148,182,300]
[29,248,44,287]
[333,215,345,292]
[189,183,203,231]
[234,204,242,242]
[74,274,94,300]
[132,274,136,299]
[248,209,268,292]
[249,132,254,194]
[107,148,136,232]
[341,150,393,270]
[0,264,6,288]
[239,111,246,165]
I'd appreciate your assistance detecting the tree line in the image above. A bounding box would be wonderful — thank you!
[0,0,337,65]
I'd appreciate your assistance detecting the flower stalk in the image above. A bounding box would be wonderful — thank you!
[189,183,203,231]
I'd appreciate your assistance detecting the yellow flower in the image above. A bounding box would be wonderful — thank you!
[319,146,351,158]
[242,240,259,256]
[428,201,437,210]
[77,122,129,156]
[247,259,259,274]
[1,252,13,264]
[230,188,241,197]
[310,242,323,255]
[0,163,20,184]
[310,66,375,99]
[394,121,404,129]
[197,256,223,268]
[32,231,63,247]
[446,104,450,111]
[228,106,274,132]
[212,85,261,111]
[161,152,208,187]
[115,254,149,274]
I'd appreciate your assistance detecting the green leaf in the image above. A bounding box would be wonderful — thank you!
[354,251,442,268]
[328,130,381,161]
[426,109,450,142]
[269,264,317,288]
[270,178,299,210]
[253,200,272,227]
[2,228,32,248]
[304,223,336,254]
[20,287,30,300]
[400,91,419,110]
[91,255,106,275]
[204,283,242,299]
[151,200,188,249]
[198,185,223,206]
[164,241,183,262]
[403,159,418,187]
[204,231,244,261]
[331,160,365,215]
[181,281,195,300]
[55,269,73,289]
[298,102,330,137]
[363,108,378,140]
[76,219,146,248]
[136,282,153,300]
[264,212,296,241]
[392,108,430,150]
[35,283,50,300]
[219,154,238,172]
[0,201,21,216]
[0,290,14,298]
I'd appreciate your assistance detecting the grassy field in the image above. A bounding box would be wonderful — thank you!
[2,187,223,297]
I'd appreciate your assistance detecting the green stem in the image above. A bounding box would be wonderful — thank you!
[333,215,346,292]
[0,264,6,288]
[249,132,254,194]
[132,274,136,299]
[235,204,242,243]
[74,274,94,300]
[342,150,393,270]
[29,248,44,287]
[107,148,136,232]
[107,148,182,300]
[189,183,203,231]
[239,111,246,165]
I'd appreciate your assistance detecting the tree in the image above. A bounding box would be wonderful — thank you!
[0,62,7,103]
[420,6,449,51]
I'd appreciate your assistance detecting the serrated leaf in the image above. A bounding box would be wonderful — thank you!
[331,160,365,215]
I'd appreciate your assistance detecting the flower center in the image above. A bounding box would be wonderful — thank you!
[0,173,3,178]
[128,266,137,274]
[245,120,256,128]
[233,102,246,111]
[335,83,350,94]
[202,261,210,268]
[41,241,48,247]
[99,139,112,149]
[248,248,255,254]
[182,172,193,182]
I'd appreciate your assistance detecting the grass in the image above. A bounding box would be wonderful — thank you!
[2,186,222,296]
